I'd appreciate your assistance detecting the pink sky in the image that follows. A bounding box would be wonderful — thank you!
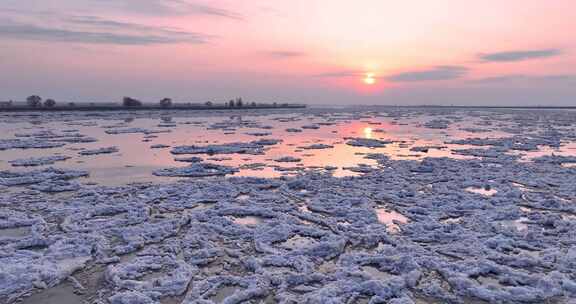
[1,0,575,105]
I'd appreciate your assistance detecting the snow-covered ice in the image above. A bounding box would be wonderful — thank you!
[79,147,119,156]
[9,155,70,167]
[1,108,576,303]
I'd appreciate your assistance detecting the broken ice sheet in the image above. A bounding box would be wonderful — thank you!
[1,109,576,303]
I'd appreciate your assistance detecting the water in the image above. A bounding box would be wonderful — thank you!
[374,208,409,232]
[228,215,263,226]
[0,110,549,185]
[465,186,498,196]
[20,283,81,304]
[362,265,394,280]
[210,285,242,303]
[278,235,318,249]
[0,226,30,238]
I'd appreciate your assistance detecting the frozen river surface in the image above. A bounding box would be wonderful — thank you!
[1,107,576,303]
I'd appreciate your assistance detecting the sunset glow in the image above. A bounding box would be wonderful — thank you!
[363,73,376,85]
[1,1,575,105]
[2,3,576,300]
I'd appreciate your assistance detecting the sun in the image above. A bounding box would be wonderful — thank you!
[363,73,376,85]
[363,127,373,139]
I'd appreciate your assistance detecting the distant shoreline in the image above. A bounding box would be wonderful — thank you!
[377,105,576,110]
[2,103,575,112]
[0,104,307,112]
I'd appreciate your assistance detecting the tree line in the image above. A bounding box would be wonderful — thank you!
[124,97,261,108]
[5,96,274,108]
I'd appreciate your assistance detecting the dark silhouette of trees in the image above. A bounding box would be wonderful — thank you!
[123,97,142,107]
[160,98,172,108]
[68,102,76,107]
[228,99,235,107]
[44,99,56,107]
[205,101,213,107]
[235,97,243,107]
[27,95,42,108]
[251,102,257,107]
[1,100,14,107]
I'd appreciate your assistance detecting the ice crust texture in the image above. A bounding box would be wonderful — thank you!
[1,108,576,304]
[79,147,120,156]
[9,156,71,167]
[171,139,282,156]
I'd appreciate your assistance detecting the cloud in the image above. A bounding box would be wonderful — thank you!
[313,70,362,78]
[541,74,576,81]
[64,15,180,32]
[1,0,242,19]
[264,51,306,59]
[472,74,576,83]
[479,49,561,62]
[66,15,146,28]
[471,75,526,83]
[0,19,210,45]
[184,2,243,19]
[87,0,242,19]
[386,66,468,82]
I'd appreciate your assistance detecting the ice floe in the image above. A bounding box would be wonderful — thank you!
[153,163,238,177]
[346,138,392,148]
[79,147,119,156]
[9,156,71,167]
[171,140,281,156]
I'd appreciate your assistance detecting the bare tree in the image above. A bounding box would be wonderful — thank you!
[123,97,142,107]
[44,99,56,108]
[26,95,42,108]
[160,98,172,108]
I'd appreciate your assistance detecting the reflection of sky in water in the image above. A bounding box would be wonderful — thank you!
[228,216,262,226]
[0,112,572,185]
[375,207,409,233]
[465,186,498,196]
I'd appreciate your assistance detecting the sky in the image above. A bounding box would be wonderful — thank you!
[1,0,575,105]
